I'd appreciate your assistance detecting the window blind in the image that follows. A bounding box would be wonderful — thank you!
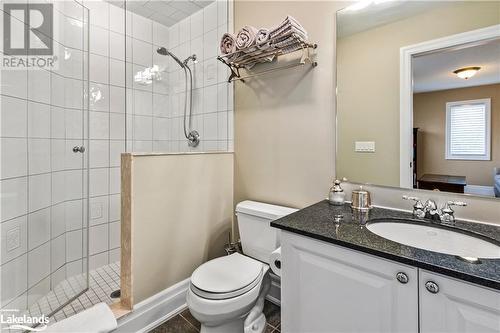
[448,103,487,156]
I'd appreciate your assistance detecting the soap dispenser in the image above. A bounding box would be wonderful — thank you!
[328,179,345,206]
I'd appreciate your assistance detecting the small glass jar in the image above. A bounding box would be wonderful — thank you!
[328,179,345,206]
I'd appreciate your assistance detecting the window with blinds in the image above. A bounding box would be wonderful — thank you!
[445,99,491,160]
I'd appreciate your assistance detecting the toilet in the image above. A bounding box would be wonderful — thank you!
[186,200,297,333]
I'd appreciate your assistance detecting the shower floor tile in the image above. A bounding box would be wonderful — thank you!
[25,262,121,324]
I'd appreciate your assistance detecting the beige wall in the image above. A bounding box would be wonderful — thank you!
[122,153,234,304]
[414,84,500,186]
[337,1,500,187]
[234,1,345,213]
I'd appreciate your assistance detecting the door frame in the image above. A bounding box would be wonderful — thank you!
[399,24,500,188]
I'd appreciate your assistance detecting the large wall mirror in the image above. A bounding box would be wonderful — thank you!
[336,1,500,199]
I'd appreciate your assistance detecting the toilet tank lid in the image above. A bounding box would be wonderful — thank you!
[236,200,298,220]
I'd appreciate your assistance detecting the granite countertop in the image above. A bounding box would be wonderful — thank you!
[271,200,500,290]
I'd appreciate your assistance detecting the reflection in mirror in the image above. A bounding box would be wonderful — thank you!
[336,0,500,199]
[412,40,500,197]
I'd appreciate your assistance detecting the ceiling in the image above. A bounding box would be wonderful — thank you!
[413,39,500,93]
[108,0,214,27]
[337,1,448,38]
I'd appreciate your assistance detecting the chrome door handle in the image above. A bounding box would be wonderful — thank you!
[396,272,409,284]
[425,281,439,294]
[72,146,85,153]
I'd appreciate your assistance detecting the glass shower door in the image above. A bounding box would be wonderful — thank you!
[0,0,90,326]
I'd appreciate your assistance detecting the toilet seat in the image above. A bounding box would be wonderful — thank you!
[190,253,264,300]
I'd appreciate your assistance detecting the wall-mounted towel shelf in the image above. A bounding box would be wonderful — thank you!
[217,34,318,82]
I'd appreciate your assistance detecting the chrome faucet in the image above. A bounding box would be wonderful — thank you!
[440,201,467,224]
[402,196,467,224]
[423,199,440,221]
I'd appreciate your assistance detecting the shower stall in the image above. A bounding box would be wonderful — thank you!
[0,0,232,328]
[0,0,94,325]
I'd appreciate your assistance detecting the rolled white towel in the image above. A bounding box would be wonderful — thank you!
[45,303,117,333]
[220,32,236,55]
[236,25,258,50]
[256,28,270,45]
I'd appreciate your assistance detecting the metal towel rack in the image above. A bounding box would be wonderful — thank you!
[217,33,318,82]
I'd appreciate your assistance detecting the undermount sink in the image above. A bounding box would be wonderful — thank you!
[366,219,500,259]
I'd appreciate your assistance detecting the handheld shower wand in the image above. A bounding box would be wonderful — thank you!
[156,47,200,147]
[156,47,185,68]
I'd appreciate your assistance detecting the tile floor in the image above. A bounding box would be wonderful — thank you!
[149,300,281,333]
[27,262,120,323]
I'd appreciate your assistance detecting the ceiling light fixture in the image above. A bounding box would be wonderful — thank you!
[453,66,481,80]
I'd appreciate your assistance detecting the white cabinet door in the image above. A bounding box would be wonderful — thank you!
[420,270,500,333]
[281,231,418,333]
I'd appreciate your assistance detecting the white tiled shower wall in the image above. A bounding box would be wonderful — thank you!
[127,0,234,152]
[0,0,93,312]
[1,0,233,314]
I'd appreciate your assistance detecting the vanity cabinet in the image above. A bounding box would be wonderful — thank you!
[281,231,500,333]
[281,232,418,333]
[419,270,500,333]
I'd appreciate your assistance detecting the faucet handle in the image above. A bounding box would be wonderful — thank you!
[440,201,467,224]
[402,196,425,218]
[447,200,467,207]
[402,195,420,202]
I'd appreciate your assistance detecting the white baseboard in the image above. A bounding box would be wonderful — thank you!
[114,278,189,333]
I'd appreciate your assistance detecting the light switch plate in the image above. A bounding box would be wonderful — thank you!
[355,141,376,153]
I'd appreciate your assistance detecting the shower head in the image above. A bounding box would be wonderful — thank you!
[156,47,168,56]
[156,47,185,68]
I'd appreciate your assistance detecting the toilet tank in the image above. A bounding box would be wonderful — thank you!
[235,201,298,263]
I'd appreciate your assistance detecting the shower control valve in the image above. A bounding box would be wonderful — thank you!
[72,146,85,153]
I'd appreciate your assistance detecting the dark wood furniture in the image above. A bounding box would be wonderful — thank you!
[418,174,467,193]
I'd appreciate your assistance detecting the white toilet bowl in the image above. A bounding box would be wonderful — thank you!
[186,253,271,333]
[186,201,297,333]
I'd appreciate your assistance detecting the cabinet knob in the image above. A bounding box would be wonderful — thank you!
[425,281,439,294]
[396,272,409,284]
